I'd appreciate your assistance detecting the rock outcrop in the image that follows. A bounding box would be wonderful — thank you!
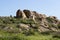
[15,9,60,32]
[16,9,47,22]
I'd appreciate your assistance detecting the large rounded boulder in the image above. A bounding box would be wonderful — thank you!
[16,9,27,19]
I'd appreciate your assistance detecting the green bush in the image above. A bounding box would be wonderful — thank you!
[0,36,21,40]
[41,31,50,35]
[20,19,35,24]
[29,24,39,29]
[3,20,12,24]
[57,24,60,29]
[23,29,35,36]
[0,24,6,29]
[46,17,53,23]
[53,35,60,38]
[48,23,57,28]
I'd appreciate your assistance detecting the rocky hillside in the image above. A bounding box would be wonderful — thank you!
[16,9,60,32]
[0,9,60,33]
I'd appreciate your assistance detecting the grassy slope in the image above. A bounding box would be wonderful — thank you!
[0,17,59,40]
[0,31,60,40]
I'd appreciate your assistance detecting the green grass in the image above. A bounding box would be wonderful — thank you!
[0,30,59,40]
[0,17,60,40]
[0,34,59,40]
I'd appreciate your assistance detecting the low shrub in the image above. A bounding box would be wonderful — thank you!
[57,24,60,29]
[23,29,35,36]
[53,35,60,38]
[46,17,53,23]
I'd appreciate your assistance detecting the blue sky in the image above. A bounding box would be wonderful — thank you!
[0,0,60,19]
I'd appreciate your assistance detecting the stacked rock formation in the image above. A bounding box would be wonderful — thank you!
[16,9,47,22]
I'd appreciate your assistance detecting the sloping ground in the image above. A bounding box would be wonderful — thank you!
[0,9,60,40]
[0,16,60,33]
[0,30,60,40]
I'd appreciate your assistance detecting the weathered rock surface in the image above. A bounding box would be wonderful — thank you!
[17,23,30,31]
[16,9,27,19]
[15,9,60,32]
